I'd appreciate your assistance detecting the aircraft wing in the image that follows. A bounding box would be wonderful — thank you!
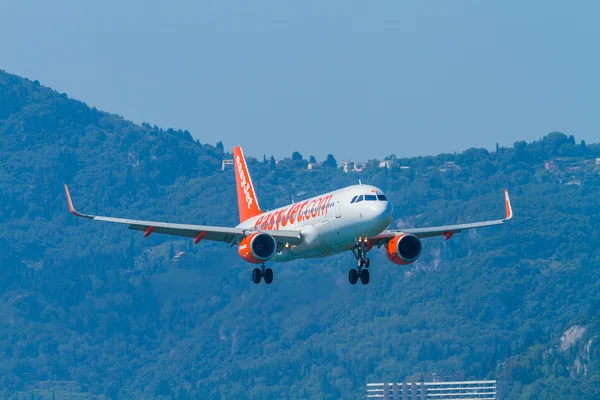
[64,185,302,246]
[372,190,513,242]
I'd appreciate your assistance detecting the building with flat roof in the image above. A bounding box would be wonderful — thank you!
[221,159,234,171]
[343,160,367,173]
[439,161,460,172]
[379,159,395,169]
[367,380,511,400]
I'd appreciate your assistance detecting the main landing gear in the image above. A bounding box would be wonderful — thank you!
[252,264,273,284]
[349,237,370,285]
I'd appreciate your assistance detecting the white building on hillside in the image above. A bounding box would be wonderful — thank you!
[367,380,511,399]
[343,161,366,173]
[221,159,234,171]
[439,161,460,172]
[379,159,395,169]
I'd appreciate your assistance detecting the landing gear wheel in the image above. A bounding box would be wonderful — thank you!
[360,269,370,285]
[252,268,262,284]
[351,238,372,285]
[348,269,358,285]
[264,268,273,284]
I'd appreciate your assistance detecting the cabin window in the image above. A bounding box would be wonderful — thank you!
[350,196,358,203]
[365,195,377,201]
[377,195,387,201]
[355,195,364,203]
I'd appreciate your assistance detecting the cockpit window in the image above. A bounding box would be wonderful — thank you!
[352,194,389,203]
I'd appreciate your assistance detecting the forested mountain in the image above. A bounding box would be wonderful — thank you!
[1,69,600,399]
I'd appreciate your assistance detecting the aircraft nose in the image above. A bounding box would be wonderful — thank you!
[381,201,393,226]
[368,200,393,227]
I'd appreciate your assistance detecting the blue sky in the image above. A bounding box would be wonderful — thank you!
[1,1,598,161]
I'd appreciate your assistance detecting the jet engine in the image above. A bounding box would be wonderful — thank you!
[238,232,277,264]
[385,233,422,265]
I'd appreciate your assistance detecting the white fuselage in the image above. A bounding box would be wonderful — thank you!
[236,184,393,262]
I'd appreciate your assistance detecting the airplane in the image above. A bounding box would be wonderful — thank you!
[64,146,513,285]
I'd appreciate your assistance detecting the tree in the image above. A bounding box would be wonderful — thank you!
[323,154,337,168]
[216,141,224,151]
[292,151,303,161]
[269,155,276,170]
[309,155,317,164]
[6,69,600,400]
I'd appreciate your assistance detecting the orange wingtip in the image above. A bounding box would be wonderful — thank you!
[64,184,92,219]
[504,189,513,220]
[64,184,76,213]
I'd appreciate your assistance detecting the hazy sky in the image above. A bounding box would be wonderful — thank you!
[1,1,599,161]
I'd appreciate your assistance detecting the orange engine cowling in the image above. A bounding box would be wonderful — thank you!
[386,233,422,265]
[238,232,277,264]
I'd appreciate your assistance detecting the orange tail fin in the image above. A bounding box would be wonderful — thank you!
[233,146,263,223]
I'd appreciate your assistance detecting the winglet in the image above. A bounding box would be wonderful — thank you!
[504,189,513,221]
[64,184,94,219]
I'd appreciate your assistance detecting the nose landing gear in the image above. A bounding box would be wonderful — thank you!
[349,237,370,285]
[252,264,273,284]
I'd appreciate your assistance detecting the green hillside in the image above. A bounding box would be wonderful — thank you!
[1,70,600,399]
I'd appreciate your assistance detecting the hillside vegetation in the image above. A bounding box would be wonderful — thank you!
[1,70,600,399]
